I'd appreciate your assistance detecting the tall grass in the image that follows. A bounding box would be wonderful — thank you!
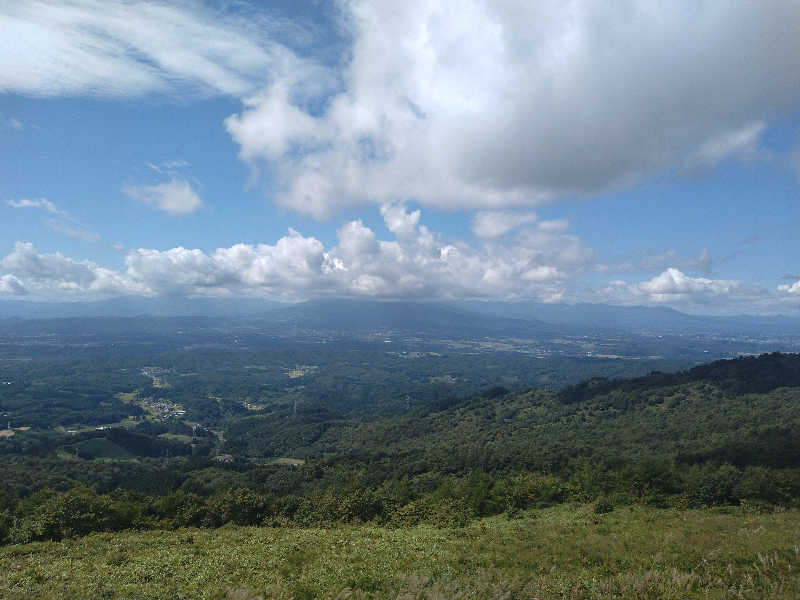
[1,505,799,599]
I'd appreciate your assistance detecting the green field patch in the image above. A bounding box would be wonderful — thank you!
[55,450,78,461]
[285,364,318,379]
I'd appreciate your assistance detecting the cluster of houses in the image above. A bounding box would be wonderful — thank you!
[142,396,186,420]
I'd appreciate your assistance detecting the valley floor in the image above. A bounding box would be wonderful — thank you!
[2,505,800,599]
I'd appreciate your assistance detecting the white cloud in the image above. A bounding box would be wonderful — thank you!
[123,178,203,216]
[472,211,538,239]
[6,198,64,215]
[147,159,190,174]
[225,84,324,162]
[380,203,421,238]
[7,118,22,129]
[122,206,586,301]
[637,268,739,299]
[7,198,102,242]
[45,219,101,243]
[684,121,766,171]
[0,274,26,296]
[0,206,591,302]
[589,268,792,315]
[0,216,793,314]
[225,1,800,217]
[159,159,189,170]
[0,0,326,99]
[6,2,798,218]
[0,241,147,298]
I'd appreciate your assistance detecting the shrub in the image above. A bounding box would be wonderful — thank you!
[390,496,472,528]
[684,463,741,507]
[206,489,274,527]
[14,486,131,542]
[594,497,614,514]
[149,490,208,528]
[500,472,566,511]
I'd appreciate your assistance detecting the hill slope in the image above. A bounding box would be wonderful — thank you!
[224,353,800,477]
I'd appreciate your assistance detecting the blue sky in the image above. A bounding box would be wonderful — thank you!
[1,1,799,314]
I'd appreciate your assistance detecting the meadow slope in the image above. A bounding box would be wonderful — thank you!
[2,505,800,599]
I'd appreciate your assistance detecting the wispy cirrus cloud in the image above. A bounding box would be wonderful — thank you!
[0,0,328,99]
[6,197,101,243]
[45,219,101,243]
[147,159,190,175]
[599,248,712,276]
[6,198,64,215]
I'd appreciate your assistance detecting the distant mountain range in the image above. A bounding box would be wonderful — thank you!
[459,300,800,336]
[0,297,282,319]
[258,298,561,338]
[0,296,799,337]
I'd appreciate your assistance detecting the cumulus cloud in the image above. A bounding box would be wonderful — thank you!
[226,84,324,162]
[591,268,789,315]
[224,1,800,217]
[380,203,420,238]
[0,242,147,298]
[0,0,327,99]
[6,2,798,218]
[0,274,26,296]
[637,268,739,299]
[0,207,591,302]
[123,179,203,216]
[124,205,588,300]
[778,281,800,294]
[0,221,793,314]
[124,230,329,298]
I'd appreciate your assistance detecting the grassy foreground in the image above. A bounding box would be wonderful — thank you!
[1,505,799,599]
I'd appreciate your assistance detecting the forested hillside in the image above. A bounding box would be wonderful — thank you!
[1,353,799,546]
